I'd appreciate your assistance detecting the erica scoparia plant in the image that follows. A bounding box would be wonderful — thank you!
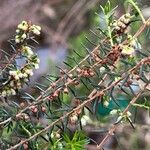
[0,0,150,149]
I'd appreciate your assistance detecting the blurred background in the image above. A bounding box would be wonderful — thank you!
[0,0,150,149]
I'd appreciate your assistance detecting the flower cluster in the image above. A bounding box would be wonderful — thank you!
[112,13,132,34]
[15,21,41,43]
[1,54,39,97]
[0,21,41,97]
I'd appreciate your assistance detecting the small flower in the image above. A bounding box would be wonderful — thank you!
[121,23,126,29]
[33,29,40,35]
[115,26,120,31]
[21,33,27,40]
[16,29,20,33]
[17,21,28,31]
[125,13,131,18]
[18,72,24,78]
[57,142,63,149]
[63,87,69,94]
[15,35,20,43]
[34,64,39,69]
[81,115,90,126]
[23,142,28,150]
[23,73,28,78]
[24,114,30,121]
[11,88,16,95]
[32,107,38,113]
[116,116,123,123]
[10,81,14,87]
[25,69,33,76]
[2,90,7,97]
[99,67,105,72]
[122,45,135,56]
[117,21,124,27]
[22,46,33,57]
[103,100,109,107]
[110,109,118,115]
[36,58,40,63]
[35,25,41,31]
[51,133,54,138]
[123,18,130,24]
[55,133,61,139]
[115,76,121,82]
[14,75,20,80]
[24,78,29,82]
[16,82,22,89]
[7,89,12,96]
[70,114,78,124]
[9,70,17,76]
[30,25,41,35]
[113,22,117,27]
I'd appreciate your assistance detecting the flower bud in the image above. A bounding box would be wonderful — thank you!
[7,89,11,96]
[125,13,131,18]
[121,23,126,29]
[34,64,39,69]
[15,38,20,43]
[20,102,25,108]
[24,114,30,121]
[18,21,28,31]
[63,87,69,94]
[70,114,78,124]
[30,25,41,35]
[126,111,131,117]
[2,90,7,97]
[10,81,14,87]
[14,75,19,80]
[18,72,23,78]
[23,143,28,150]
[21,33,27,40]
[123,18,130,24]
[36,58,40,63]
[25,69,33,76]
[16,82,22,89]
[35,25,41,31]
[41,106,46,112]
[117,21,124,27]
[115,26,120,31]
[55,133,61,139]
[23,73,28,78]
[10,71,18,76]
[16,29,20,33]
[110,109,118,115]
[11,88,16,95]
[103,101,109,107]
[51,133,54,138]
